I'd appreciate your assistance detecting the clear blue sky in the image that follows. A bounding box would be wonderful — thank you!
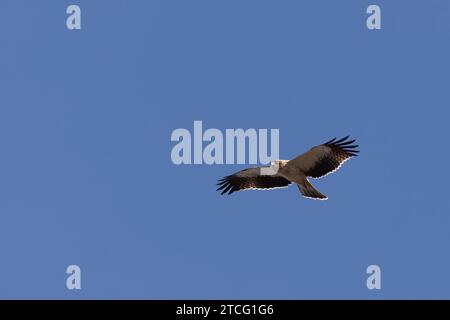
[0,0,449,299]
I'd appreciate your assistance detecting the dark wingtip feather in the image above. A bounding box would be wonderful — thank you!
[216,176,234,194]
[346,150,360,156]
[338,139,356,146]
[333,136,350,144]
[221,184,233,195]
[327,136,360,156]
[216,178,230,191]
[217,185,227,192]
[324,137,337,144]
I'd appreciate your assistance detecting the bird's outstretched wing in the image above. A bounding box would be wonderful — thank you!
[217,167,291,195]
[288,136,359,179]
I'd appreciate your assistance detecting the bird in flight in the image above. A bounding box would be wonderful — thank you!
[216,136,359,200]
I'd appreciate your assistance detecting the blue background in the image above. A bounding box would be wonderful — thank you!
[0,0,449,299]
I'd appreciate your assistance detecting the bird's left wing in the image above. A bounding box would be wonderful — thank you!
[287,136,359,179]
[217,167,291,195]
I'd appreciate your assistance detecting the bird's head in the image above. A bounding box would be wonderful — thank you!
[260,160,288,176]
[271,160,288,169]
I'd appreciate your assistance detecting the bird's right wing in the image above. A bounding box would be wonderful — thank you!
[217,167,292,195]
[287,136,359,179]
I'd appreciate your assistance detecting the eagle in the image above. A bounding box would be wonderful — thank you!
[216,136,359,200]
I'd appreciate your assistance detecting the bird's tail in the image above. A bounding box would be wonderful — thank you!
[298,179,328,200]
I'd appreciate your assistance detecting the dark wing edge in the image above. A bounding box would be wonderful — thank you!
[216,173,291,195]
[306,136,360,178]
